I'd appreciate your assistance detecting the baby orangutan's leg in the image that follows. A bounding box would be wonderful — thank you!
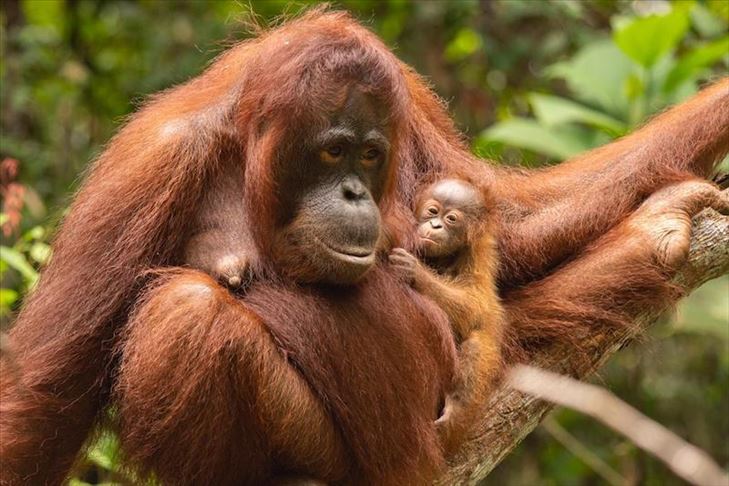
[437,327,504,457]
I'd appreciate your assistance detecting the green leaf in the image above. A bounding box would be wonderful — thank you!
[29,242,51,265]
[707,0,729,21]
[528,93,627,134]
[664,36,729,92]
[21,0,65,33]
[445,28,483,62]
[0,288,19,310]
[691,2,727,37]
[546,40,634,118]
[86,430,121,471]
[67,480,93,486]
[613,12,690,67]
[23,225,45,242]
[480,119,595,160]
[718,154,729,173]
[0,246,38,284]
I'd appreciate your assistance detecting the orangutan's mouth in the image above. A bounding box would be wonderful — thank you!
[319,238,376,266]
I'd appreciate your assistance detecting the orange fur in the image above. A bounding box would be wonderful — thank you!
[397,179,505,456]
[0,8,727,484]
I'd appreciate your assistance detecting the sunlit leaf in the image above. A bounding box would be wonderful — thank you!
[480,119,595,160]
[23,225,45,242]
[21,0,65,33]
[67,480,93,486]
[664,36,729,92]
[445,28,483,62]
[29,242,51,265]
[690,2,727,37]
[718,154,729,173]
[613,12,689,67]
[0,246,38,284]
[529,93,627,134]
[707,0,729,22]
[546,40,634,118]
[0,288,19,310]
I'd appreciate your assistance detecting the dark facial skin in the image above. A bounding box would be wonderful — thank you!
[417,179,483,258]
[275,87,391,284]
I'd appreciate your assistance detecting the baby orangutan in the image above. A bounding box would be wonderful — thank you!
[389,178,505,454]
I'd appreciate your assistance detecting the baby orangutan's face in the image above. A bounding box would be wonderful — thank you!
[416,179,483,258]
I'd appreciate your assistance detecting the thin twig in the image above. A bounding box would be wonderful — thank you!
[508,365,729,486]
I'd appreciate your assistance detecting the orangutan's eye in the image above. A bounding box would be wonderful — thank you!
[321,145,344,164]
[445,213,458,224]
[427,206,438,216]
[361,147,382,169]
[327,145,343,157]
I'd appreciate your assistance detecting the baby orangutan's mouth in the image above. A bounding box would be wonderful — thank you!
[419,236,440,246]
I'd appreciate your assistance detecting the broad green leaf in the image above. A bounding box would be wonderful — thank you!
[690,2,726,37]
[613,12,690,67]
[546,40,634,118]
[480,119,594,160]
[528,93,627,134]
[664,36,729,92]
[0,246,38,283]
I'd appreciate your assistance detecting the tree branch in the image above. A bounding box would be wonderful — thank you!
[509,365,728,486]
[439,208,729,484]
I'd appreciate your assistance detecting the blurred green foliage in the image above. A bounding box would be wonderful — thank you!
[478,0,729,162]
[1,0,727,485]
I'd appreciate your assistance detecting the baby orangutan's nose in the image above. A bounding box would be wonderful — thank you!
[429,219,443,229]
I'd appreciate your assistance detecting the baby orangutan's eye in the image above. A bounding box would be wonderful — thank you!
[427,206,438,216]
[445,213,458,224]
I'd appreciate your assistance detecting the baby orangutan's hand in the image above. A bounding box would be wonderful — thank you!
[388,248,420,285]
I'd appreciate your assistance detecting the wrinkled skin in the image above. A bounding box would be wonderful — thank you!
[187,88,391,286]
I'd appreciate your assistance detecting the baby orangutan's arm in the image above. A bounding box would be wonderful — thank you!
[389,248,483,340]
[390,246,505,457]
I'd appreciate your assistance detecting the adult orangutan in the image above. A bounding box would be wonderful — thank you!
[1,9,728,485]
